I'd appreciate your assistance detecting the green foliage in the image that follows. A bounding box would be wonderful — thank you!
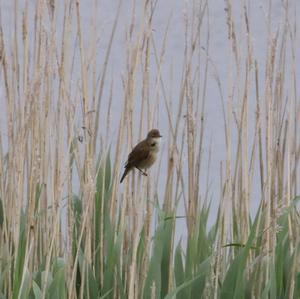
[174,207,212,299]
[47,258,67,299]
[165,258,211,299]
[143,208,175,299]
[94,152,112,285]
[12,212,28,299]
[220,206,261,299]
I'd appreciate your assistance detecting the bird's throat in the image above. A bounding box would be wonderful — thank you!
[148,137,161,152]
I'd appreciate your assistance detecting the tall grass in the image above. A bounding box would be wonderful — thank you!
[0,0,299,298]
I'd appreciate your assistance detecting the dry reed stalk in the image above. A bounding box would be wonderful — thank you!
[121,3,153,297]
[93,0,122,156]
[264,31,277,290]
[216,0,236,286]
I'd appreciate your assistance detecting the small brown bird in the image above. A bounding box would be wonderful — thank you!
[120,129,162,183]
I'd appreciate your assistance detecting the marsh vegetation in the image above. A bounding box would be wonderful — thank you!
[0,0,299,298]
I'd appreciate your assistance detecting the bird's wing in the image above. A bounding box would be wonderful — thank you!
[126,140,150,168]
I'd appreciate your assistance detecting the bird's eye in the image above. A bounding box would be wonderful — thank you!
[151,143,156,146]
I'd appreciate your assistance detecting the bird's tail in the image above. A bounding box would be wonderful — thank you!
[120,167,130,183]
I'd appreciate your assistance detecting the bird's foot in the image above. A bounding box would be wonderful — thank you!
[136,167,148,176]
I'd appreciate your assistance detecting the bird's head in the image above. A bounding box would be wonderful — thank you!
[147,129,162,151]
[147,129,162,139]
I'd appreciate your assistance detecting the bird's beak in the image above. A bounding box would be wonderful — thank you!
[159,134,162,138]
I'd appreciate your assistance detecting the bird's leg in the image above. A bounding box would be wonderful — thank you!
[135,166,147,176]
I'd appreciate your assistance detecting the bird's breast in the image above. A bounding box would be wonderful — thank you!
[139,152,157,168]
